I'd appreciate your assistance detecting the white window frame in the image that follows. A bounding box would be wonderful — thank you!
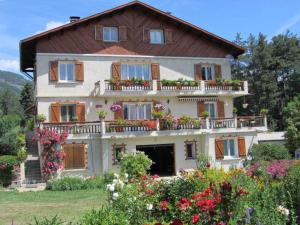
[121,64,151,80]
[60,104,76,122]
[185,141,196,160]
[58,61,75,82]
[150,29,164,44]
[202,65,215,80]
[205,102,217,118]
[123,102,152,120]
[223,138,237,159]
[103,27,118,42]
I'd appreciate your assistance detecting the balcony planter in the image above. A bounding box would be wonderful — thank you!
[97,110,108,120]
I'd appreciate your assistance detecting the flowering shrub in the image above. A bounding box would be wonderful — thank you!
[110,103,122,112]
[33,128,68,180]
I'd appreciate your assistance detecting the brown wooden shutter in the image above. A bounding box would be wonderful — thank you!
[49,61,58,81]
[214,64,222,79]
[197,101,205,117]
[75,61,84,81]
[119,26,127,41]
[151,63,160,80]
[63,144,73,169]
[194,64,203,80]
[217,101,225,118]
[50,103,60,123]
[76,103,85,122]
[94,25,103,41]
[112,62,121,81]
[238,137,246,157]
[73,144,85,168]
[143,27,150,43]
[215,139,224,160]
[114,102,123,120]
[164,29,173,44]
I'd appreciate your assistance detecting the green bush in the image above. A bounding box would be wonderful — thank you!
[249,143,290,163]
[103,170,115,184]
[46,176,104,191]
[29,215,63,225]
[120,151,152,179]
[0,155,20,186]
[196,151,211,172]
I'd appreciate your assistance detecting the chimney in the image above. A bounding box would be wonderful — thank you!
[69,16,80,23]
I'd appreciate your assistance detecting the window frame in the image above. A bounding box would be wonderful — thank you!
[58,61,75,82]
[185,140,197,160]
[103,26,119,42]
[112,144,126,165]
[223,138,237,159]
[204,102,217,118]
[121,63,151,80]
[123,102,152,120]
[150,29,165,44]
[60,104,77,122]
[201,65,215,80]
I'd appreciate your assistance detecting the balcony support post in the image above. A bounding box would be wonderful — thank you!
[101,120,106,135]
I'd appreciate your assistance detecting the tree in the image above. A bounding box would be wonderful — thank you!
[19,82,34,119]
[283,95,300,152]
[0,88,23,116]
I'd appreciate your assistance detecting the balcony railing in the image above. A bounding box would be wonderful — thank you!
[204,81,245,91]
[41,116,266,136]
[104,80,153,91]
[159,80,202,91]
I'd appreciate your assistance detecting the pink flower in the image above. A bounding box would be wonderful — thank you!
[192,214,200,224]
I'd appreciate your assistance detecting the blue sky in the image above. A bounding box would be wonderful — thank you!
[0,0,299,74]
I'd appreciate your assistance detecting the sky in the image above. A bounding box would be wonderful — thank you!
[0,0,300,75]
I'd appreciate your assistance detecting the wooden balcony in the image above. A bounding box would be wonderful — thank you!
[41,116,266,136]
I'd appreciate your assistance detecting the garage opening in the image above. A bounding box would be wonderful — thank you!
[136,144,175,176]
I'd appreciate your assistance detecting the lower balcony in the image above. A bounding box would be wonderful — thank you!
[42,116,267,136]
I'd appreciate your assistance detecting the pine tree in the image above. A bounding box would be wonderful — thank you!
[19,82,34,119]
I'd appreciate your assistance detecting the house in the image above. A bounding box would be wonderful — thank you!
[20,1,268,178]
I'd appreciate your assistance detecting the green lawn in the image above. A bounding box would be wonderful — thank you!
[0,189,107,225]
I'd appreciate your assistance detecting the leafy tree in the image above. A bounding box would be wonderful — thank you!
[0,88,23,116]
[19,82,34,119]
[283,95,300,151]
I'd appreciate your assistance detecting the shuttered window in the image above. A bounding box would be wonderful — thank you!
[123,103,152,120]
[201,65,215,80]
[224,139,236,157]
[150,29,164,44]
[112,144,126,164]
[61,104,76,122]
[103,27,118,42]
[205,102,217,118]
[63,144,86,170]
[59,62,75,82]
[185,141,196,160]
[121,64,150,80]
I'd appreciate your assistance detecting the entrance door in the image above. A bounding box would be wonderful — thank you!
[136,144,175,176]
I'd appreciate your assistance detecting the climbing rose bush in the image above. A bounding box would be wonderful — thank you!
[33,128,68,180]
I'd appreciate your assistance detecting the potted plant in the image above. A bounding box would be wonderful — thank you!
[260,108,268,116]
[110,103,122,112]
[115,118,126,132]
[36,114,46,124]
[152,110,164,119]
[233,107,238,116]
[201,111,209,118]
[97,109,107,120]
[70,116,79,122]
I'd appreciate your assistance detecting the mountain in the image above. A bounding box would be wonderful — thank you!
[0,70,30,94]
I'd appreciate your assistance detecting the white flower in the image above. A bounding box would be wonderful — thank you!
[277,205,289,216]
[112,179,119,184]
[112,192,119,200]
[114,173,119,179]
[124,173,129,178]
[106,184,115,192]
[146,203,153,211]
[119,181,124,189]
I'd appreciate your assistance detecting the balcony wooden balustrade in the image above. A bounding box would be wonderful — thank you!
[104,80,153,91]
[41,116,266,135]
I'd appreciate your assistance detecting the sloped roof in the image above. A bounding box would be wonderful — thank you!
[20,0,245,71]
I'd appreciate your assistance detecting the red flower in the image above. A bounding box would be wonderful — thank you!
[192,214,200,224]
[154,223,163,225]
[160,200,169,211]
[145,189,154,195]
[196,199,216,211]
[152,174,160,179]
[170,219,183,225]
[177,197,192,210]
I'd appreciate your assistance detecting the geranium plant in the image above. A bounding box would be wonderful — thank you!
[110,103,122,112]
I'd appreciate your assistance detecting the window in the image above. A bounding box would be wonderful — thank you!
[150,29,164,44]
[202,66,215,80]
[112,144,125,164]
[61,104,76,122]
[103,27,118,42]
[59,62,75,82]
[63,144,86,170]
[205,102,217,118]
[121,64,150,80]
[224,139,236,158]
[185,141,196,159]
[124,103,152,120]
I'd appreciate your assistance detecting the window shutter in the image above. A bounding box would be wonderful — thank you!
[197,101,205,117]
[214,64,222,79]
[217,101,225,118]
[50,103,60,123]
[75,61,84,81]
[164,29,173,44]
[49,61,58,81]
[112,62,121,81]
[238,137,246,157]
[151,63,160,80]
[215,139,224,160]
[194,64,202,80]
[143,27,150,43]
[94,25,103,41]
[63,144,73,169]
[76,103,85,122]
[73,144,86,168]
[114,102,123,120]
[119,26,127,41]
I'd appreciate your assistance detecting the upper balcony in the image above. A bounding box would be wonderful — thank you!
[94,79,248,97]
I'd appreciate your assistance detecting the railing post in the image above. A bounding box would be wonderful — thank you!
[156,119,160,131]
[264,116,268,129]
[101,120,106,135]
[234,116,238,128]
[153,80,157,92]
[244,81,248,93]
[206,117,210,129]
[201,81,205,92]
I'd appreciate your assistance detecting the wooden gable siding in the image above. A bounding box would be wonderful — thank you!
[36,9,230,58]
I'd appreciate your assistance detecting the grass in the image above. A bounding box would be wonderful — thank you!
[0,188,107,225]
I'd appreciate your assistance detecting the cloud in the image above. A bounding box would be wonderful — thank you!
[275,13,300,35]
[35,20,67,34]
[0,59,20,73]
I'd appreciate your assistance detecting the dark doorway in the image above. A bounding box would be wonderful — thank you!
[136,144,175,176]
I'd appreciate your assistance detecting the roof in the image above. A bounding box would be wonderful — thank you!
[257,132,286,142]
[20,0,245,71]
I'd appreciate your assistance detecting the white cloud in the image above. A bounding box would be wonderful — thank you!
[0,59,20,73]
[35,20,67,35]
[275,13,300,35]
